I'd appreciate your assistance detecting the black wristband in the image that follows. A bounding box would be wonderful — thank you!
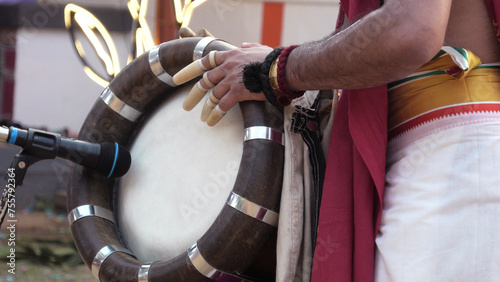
[242,47,284,108]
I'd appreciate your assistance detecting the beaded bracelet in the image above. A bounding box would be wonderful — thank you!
[276,45,304,106]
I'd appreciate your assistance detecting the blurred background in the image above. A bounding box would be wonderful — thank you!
[0,0,339,280]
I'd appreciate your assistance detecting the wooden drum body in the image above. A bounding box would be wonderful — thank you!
[67,37,284,281]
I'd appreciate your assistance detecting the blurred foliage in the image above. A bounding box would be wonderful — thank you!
[0,237,83,267]
[33,196,54,212]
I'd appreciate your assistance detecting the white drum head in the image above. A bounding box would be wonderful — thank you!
[118,84,243,262]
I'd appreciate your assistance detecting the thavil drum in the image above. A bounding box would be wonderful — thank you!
[67,37,284,281]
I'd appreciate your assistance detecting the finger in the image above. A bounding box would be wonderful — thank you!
[183,82,209,111]
[205,86,267,126]
[202,49,226,70]
[204,87,236,126]
[208,50,217,69]
[183,72,215,111]
[173,51,218,85]
[179,27,196,38]
[201,89,221,122]
[206,105,227,127]
[201,71,215,88]
[173,59,207,85]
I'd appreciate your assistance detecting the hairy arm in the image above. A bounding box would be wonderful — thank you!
[286,0,452,91]
[186,0,452,116]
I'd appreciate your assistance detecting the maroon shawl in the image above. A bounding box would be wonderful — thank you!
[485,0,500,42]
[312,1,500,281]
[311,1,386,281]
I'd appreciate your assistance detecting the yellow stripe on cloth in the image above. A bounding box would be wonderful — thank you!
[388,48,500,138]
[418,47,482,78]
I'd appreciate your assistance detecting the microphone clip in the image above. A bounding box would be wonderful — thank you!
[0,126,62,229]
[0,153,41,228]
[6,152,41,186]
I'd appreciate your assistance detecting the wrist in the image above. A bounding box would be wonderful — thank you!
[276,45,304,106]
[242,45,304,107]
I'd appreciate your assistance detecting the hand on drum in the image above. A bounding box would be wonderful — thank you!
[173,43,273,126]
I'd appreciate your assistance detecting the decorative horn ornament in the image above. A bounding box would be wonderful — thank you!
[67,37,284,281]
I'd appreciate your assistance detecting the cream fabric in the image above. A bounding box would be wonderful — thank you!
[276,90,336,282]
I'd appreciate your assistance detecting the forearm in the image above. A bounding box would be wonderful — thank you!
[286,1,449,91]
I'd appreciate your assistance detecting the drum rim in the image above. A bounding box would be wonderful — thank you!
[66,37,284,282]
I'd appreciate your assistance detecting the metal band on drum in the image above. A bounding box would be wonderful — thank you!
[100,87,142,122]
[67,37,285,281]
[92,245,135,278]
[149,43,176,87]
[244,126,285,145]
[138,263,153,282]
[188,243,242,281]
[193,37,218,61]
[226,191,279,227]
[68,205,115,226]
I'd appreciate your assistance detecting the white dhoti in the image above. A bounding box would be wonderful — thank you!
[376,117,500,281]
[375,47,500,281]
